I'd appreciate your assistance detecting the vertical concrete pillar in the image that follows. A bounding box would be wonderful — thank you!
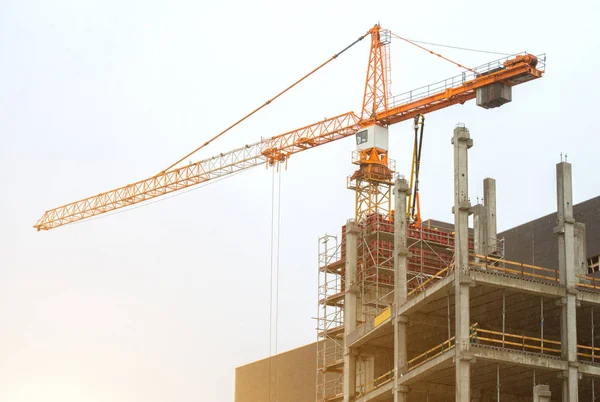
[394,177,410,307]
[574,222,587,277]
[483,178,497,254]
[554,162,579,401]
[393,178,410,402]
[344,222,360,402]
[453,125,473,402]
[533,384,552,402]
[472,204,488,260]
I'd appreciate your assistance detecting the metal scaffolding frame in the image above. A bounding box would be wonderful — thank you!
[316,234,344,402]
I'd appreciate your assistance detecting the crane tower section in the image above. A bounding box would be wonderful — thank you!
[348,125,394,223]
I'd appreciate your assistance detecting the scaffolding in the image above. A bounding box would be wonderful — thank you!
[316,234,344,402]
[357,214,395,320]
[316,214,502,398]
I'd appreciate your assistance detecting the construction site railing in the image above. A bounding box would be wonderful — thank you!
[472,254,600,293]
[407,265,452,298]
[408,335,456,370]
[473,327,562,356]
[387,52,546,110]
[470,254,559,283]
[407,323,479,370]
[357,369,395,398]
[354,325,600,399]
[405,324,600,372]
[576,274,600,292]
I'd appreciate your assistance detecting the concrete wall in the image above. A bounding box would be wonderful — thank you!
[235,343,317,402]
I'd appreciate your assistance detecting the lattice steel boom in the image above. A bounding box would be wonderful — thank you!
[34,24,545,231]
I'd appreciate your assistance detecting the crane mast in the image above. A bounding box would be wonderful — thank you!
[34,25,545,231]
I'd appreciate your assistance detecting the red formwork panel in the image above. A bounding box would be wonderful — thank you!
[337,214,473,290]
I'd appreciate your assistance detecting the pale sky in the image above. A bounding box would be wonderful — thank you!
[1,1,599,401]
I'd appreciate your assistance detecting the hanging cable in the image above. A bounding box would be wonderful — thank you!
[268,167,275,401]
[403,39,511,56]
[389,32,475,73]
[268,164,283,402]
[274,167,282,402]
[160,30,370,175]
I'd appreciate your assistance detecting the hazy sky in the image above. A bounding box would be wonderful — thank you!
[2,1,599,401]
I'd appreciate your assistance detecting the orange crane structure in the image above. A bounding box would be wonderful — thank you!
[33,24,545,231]
[32,23,548,402]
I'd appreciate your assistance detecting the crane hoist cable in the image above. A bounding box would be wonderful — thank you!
[402,38,512,56]
[408,114,425,226]
[389,32,475,74]
[160,30,371,175]
[268,167,283,402]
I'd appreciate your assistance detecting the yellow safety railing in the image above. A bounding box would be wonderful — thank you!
[356,369,394,398]
[406,323,600,373]
[408,336,456,369]
[470,254,559,283]
[576,274,600,292]
[354,324,600,400]
[407,265,452,298]
[473,327,562,355]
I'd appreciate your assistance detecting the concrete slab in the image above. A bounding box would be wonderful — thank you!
[471,346,567,371]
[397,273,455,317]
[354,381,393,402]
[578,362,600,377]
[470,269,564,297]
[398,348,455,386]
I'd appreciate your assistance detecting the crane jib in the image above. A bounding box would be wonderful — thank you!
[33,23,545,231]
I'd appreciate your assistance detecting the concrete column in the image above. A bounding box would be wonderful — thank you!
[344,222,360,402]
[393,178,410,402]
[483,178,497,254]
[554,162,579,401]
[472,204,488,260]
[394,177,410,307]
[574,222,587,277]
[533,384,552,402]
[453,125,473,402]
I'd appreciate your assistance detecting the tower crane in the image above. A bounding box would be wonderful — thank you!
[34,25,545,231]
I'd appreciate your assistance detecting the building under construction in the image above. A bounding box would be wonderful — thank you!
[235,125,600,402]
[32,21,594,402]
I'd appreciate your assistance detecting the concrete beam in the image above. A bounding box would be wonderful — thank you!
[578,291,600,307]
[347,316,392,349]
[354,381,394,402]
[398,348,455,386]
[471,346,567,371]
[578,362,600,377]
[397,274,455,318]
[470,270,564,298]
